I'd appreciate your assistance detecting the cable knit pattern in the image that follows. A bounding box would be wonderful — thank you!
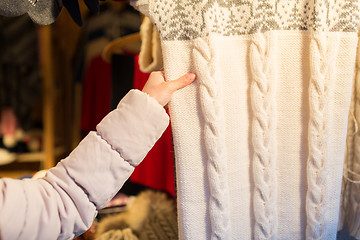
[192,37,231,240]
[249,32,278,240]
[130,0,360,239]
[306,31,339,239]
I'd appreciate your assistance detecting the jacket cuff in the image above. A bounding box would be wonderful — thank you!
[96,89,169,166]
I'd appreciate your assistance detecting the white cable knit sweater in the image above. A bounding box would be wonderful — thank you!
[131,1,360,239]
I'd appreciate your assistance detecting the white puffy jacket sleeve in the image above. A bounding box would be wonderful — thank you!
[0,89,169,240]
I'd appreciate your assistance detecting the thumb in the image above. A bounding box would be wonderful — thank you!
[167,73,196,92]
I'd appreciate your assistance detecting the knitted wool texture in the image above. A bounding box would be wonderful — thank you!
[131,0,360,239]
[249,31,279,239]
[193,37,231,239]
[306,31,340,239]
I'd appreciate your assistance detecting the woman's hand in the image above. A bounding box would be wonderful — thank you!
[142,71,196,107]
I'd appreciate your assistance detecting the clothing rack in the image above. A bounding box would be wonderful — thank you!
[0,12,80,177]
[38,25,56,169]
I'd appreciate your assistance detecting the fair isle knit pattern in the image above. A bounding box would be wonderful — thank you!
[131,0,360,239]
[193,38,231,239]
[249,32,278,240]
[151,0,360,40]
[306,30,339,239]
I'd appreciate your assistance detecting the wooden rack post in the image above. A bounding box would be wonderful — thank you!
[38,25,55,169]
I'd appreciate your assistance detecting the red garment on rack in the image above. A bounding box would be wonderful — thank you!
[129,55,175,197]
[80,55,111,133]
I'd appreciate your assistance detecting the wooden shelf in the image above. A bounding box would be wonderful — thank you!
[0,146,67,178]
[17,146,66,163]
[1,12,82,177]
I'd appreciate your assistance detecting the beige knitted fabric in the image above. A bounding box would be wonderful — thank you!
[138,16,163,72]
[131,1,360,239]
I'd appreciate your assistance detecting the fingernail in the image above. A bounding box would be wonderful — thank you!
[188,73,196,80]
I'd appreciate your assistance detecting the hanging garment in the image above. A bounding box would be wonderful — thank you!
[110,54,135,110]
[129,55,175,197]
[79,3,142,134]
[138,16,163,73]
[80,55,112,133]
[109,54,175,196]
[131,1,360,239]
